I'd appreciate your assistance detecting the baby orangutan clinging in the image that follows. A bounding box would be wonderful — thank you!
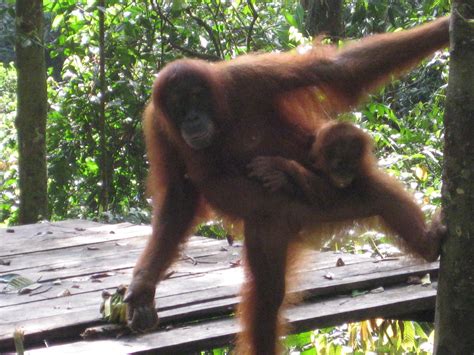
[248,121,445,262]
[248,121,374,204]
[311,121,374,189]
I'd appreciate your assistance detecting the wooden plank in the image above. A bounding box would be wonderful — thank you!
[155,259,438,321]
[1,234,223,274]
[289,283,437,331]
[0,237,236,292]
[1,243,370,308]
[0,221,440,353]
[0,256,437,351]
[1,220,224,258]
[0,248,379,315]
[0,221,151,256]
[0,252,434,323]
[0,251,360,322]
[0,238,242,310]
[25,283,437,354]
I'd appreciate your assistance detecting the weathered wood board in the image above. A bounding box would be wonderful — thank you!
[0,220,438,353]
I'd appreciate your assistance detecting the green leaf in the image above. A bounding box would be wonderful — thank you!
[402,321,415,350]
[171,0,186,12]
[51,14,64,29]
[84,157,99,174]
[283,10,297,27]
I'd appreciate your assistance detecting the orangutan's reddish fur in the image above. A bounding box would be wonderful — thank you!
[248,121,444,263]
[126,17,449,355]
[248,121,377,202]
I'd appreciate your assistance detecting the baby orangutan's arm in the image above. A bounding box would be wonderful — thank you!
[248,156,339,205]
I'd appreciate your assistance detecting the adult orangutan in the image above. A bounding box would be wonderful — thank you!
[125,17,449,354]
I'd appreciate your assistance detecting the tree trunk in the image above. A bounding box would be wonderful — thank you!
[15,0,48,224]
[434,4,474,354]
[301,0,343,39]
[97,0,111,212]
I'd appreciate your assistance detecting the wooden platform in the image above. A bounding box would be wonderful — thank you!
[0,220,438,354]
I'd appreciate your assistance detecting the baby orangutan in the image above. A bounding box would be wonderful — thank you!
[248,121,444,261]
[248,121,373,204]
[311,121,374,189]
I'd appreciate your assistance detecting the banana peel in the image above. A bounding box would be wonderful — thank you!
[100,285,128,324]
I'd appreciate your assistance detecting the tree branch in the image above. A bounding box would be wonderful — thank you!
[185,8,223,59]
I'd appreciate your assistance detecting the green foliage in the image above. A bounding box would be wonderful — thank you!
[45,0,153,219]
[202,321,434,354]
[344,0,450,37]
[282,320,435,354]
[0,3,15,64]
[0,63,18,225]
[196,220,228,239]
[200,347,232,355]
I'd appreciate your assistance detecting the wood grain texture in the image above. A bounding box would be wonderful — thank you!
[0,220,438,353]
